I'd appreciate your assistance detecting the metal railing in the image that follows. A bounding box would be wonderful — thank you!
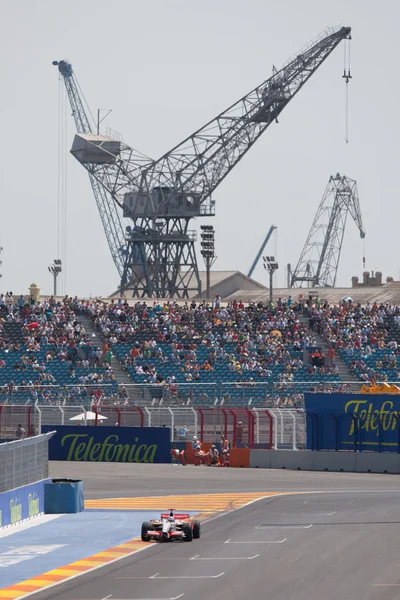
[0,403,305,449]
[0,381,375,409]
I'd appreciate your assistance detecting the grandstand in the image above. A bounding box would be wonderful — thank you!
[3,291,394,412]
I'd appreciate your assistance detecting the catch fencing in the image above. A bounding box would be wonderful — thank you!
[0,431,55,493]
[0,404,305,450]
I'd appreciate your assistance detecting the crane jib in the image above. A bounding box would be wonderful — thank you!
[53,26,351,298]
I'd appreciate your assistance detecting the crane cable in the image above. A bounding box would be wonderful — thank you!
[343,39,352,144]
[57,76,68,295]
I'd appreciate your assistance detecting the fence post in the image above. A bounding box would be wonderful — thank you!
[168,407,174,441]
[229,409,237,448]
[198,408,204,443]
[245,408,255,448]
[35,403,42,435]
[254,410,260,444]
[277,408,284,446]
[290,411,296,450]
[136,406,144,427]
[144,406,151,427]
[190,407,198,438]
[221,408,228,441]
[269,410,277,450]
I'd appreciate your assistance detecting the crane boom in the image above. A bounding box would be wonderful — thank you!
[248,226,277,278]
[53,60,129,276]
[54,25,351,297]
[290,173,365,288]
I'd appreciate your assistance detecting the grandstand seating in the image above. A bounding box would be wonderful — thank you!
[9,296,400,408]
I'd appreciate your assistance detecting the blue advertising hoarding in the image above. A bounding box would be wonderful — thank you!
[0,479,51,528]
[304,393,400,452]
[41,425,170,463]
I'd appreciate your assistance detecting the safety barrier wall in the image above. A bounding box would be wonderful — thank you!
[304,393,400,452]
[248,449,400,474]
[0,478,52,527]
[41,425,170,463]
[0,432,55,494]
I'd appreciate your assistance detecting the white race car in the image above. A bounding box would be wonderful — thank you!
[141,509,201,542]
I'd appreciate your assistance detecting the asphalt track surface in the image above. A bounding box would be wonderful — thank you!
[49,460,400,497]
[40,463,400,600]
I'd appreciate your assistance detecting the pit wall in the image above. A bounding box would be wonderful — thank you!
[0,478,51,528]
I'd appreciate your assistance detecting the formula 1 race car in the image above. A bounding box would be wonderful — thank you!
[141,509,201,542]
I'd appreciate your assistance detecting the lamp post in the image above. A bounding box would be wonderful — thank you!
[263,256,279,304]
[48,259,62,296]
[200,225,216,299]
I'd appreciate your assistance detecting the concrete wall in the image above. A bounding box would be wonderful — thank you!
[249,450,400,474]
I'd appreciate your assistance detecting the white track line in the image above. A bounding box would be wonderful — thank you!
[0,514,62,538]
[190,554,259,560]
[255,524,313,529]
[225,538,287,544]
[150,572,224,580]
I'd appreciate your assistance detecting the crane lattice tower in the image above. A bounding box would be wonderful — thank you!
[54,26,351,298]
[290,173,365,288]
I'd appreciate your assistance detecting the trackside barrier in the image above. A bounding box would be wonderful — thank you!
[0,478,52,527]
[306,411,400,453]
[41,425,170,463]
[4,404,309,450]
[0,431,56,494]
[248,449,400,474]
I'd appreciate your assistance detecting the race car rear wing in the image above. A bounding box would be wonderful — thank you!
[161,513,190,520]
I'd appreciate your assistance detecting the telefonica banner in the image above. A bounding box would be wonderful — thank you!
[41,425,170,463]
[304,393,400,452]
[0,479,51,528]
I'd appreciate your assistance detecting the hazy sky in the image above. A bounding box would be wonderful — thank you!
[0,0,398,297]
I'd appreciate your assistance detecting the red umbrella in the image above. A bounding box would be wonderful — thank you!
[27,322,39,328]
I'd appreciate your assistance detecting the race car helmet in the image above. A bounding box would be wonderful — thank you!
[168,516,174,522]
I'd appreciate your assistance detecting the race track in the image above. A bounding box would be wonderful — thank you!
[49,460,400,497]
[37,463,400,600]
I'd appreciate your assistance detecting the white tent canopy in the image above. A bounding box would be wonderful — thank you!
[69,411,108,422]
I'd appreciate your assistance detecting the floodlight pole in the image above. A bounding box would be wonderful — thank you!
[200,226,216,300]
[48,259,62,296]
[263,256,279,304]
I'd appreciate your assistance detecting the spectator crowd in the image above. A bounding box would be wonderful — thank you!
[1,292,400,408]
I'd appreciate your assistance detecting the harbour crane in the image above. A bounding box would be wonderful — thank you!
[54,26,351,298]
[290,173,365,288]
[247,225,277,278]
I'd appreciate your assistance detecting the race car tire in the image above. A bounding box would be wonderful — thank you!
[141,521,153,541]
[182,522,193,541]
[192,520,201,539]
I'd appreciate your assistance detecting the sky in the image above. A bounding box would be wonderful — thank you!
[0,0,398,298]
